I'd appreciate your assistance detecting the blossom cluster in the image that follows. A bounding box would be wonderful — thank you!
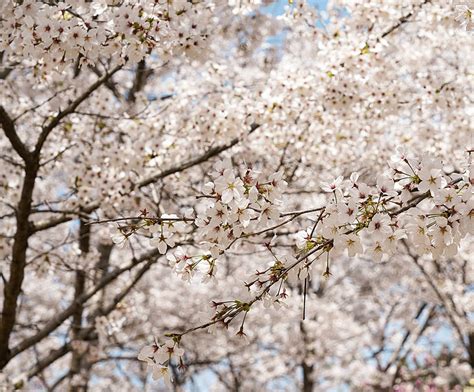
[1,0,473,388]
[148,215,189,254]
[110,213,189,251]
[455,3,474,31]
[291,154,473,279]
[143,153,470,372]
[195,159,287,257]
[137,338,184,385]
[240,153,473,303]
[0,0,212,72]
[110,159,287,282]
[138,153,472,383]
[163,160,287,282]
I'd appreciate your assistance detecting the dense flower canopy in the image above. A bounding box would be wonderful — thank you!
[0,0,473,391]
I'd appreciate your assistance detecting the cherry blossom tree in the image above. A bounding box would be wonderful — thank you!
[0,0,473,391]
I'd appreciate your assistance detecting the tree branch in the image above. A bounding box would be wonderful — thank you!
[27,343,71,380]
[136,123,260,189]
[8,248,162,361]
[0,105,31,162]
[34,65,122,156]
[380,0,432,39]
[402,240,468,353]
[0,158,39,368]
[29,123,261,233]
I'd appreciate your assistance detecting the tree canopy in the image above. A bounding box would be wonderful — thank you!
[0,0,473,390]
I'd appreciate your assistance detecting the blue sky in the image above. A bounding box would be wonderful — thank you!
[262,0,328,15]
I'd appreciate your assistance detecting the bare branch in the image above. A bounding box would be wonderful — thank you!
[402,240,469,352]
[27,344,71,380]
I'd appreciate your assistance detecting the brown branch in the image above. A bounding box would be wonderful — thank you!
[0,52,17,80]
[93,259,155,319]
[402,240,468,353]
[135,123,260,189]
[0,105,31,162]
[300,320,315,392]
[27,343,71,380]
[27,259,156,383]
[51,371,71,391]
[382,303,428,372]
[29,123,261,234]
[380,0,432,39]
[68,218,90,390]
[30,203,99,233]
[0,154,24,168]
[0,158,39,368]
[371,302,400,367]
[390,306,436,385]
[13,88,70,123]
[8,247,162,361]
[34,65,122,156]
[127,59,152,103]
[90,65,122,100]
[0,71,124,360]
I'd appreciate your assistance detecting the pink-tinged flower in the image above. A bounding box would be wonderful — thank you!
[383,229,406,254]
[259,202,280,225]
[417,167,445,196]
[367,241,384,262]
[458,197,474,235]
[455,4,474,31]
[266,171,287,202]
[229,198,254,227]
[211,159,233,178]
[349,171,360,186]
[111,228,129,248]
[321,214,341,240]
[350,182,372,201]
[367,213,392,240]
[150,231,176,254]
[320,176,344,193]
[138,343,158,368]
[430,217,453,246]
[208,202,229,227]
[376,175,397,197]
[334,233,363,257]
[202,182,215,195]
[152,366,172,385]
[337,200,358,224]
[434,188,461,208]
[296,228,313,250]
[214,169,244,204]
[406,216,432,251]
[166,246,189,268]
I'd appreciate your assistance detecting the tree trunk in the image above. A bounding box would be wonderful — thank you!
[302,360,314,392]
[0,160,38,368]
[69,218,90,391]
